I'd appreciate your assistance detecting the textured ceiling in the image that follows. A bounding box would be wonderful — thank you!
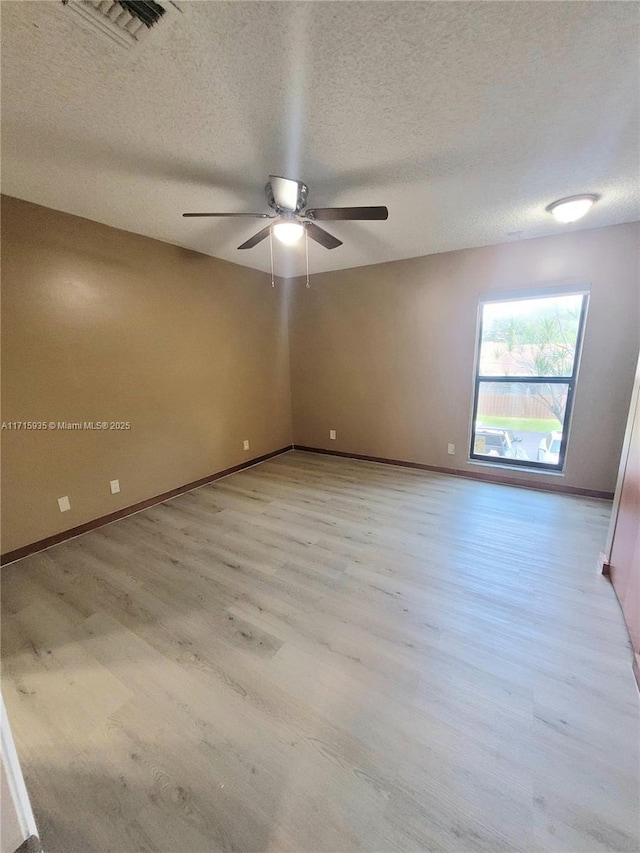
[1,1,639,276]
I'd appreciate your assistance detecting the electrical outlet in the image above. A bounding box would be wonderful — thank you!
[329,430,336,440]
[110,479,120,495]
[57,496,71,513]
[243,440,250,451]
[447,443,455,455]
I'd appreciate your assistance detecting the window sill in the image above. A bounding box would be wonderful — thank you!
[467,459,566,477]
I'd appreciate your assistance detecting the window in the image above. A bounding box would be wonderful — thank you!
[470,290,588,471]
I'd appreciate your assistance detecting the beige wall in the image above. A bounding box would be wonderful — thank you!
[3,196,639,555]
[1,196,292,554]
[290,222,640,495]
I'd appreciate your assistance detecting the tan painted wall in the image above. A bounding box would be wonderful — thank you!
[2,196,639,554]
[290,222,640,495]
[1,196,292,554]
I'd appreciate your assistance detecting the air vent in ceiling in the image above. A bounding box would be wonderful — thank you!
[62,0,170,49]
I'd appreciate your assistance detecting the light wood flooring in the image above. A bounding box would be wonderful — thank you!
[1,450,639,853]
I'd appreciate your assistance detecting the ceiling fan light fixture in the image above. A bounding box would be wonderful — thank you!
[273,221,304,245]
[547,194,598,223]
[183,175,385,252]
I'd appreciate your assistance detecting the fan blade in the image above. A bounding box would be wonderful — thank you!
[306,206,388,221]
[305,222,343,250]
[237,224,272,250]
[268,175,302,211]
[183,212,272,218]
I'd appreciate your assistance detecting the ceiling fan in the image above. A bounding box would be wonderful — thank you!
[183,175,388,250]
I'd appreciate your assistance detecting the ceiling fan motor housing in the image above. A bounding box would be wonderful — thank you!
[266,177,308,213]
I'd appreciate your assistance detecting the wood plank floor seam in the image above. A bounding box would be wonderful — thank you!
[1,451,638,852]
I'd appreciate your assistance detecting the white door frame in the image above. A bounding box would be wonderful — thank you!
[604,349,640,564]
[1,694,38,853]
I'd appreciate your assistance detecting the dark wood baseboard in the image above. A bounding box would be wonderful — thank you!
[293,445,614,500]
[2,443,612,566]
[598,551,613,577]
[0,446,293,566]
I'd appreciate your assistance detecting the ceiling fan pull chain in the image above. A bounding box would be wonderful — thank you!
[305,227,310,289]
[269,229,275,287]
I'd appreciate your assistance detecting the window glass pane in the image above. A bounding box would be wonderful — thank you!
[479,294,584,378]
[473,380,568,464]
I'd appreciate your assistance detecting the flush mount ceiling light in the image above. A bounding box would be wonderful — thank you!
[547,194,599,223]
[273,220,304,245]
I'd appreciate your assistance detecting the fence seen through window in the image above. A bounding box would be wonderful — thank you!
[470,291,588,471]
